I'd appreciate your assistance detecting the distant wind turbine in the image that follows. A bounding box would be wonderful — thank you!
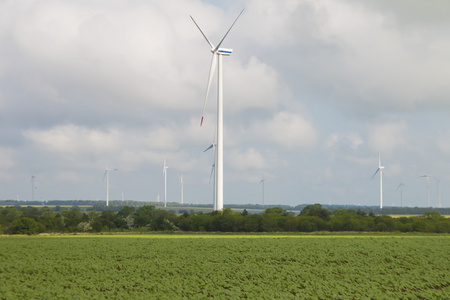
[30,175,36,202]
[260,175,266,207]
[163,159,168,208]
[371,154,384,209]
[397,183,405,207]
[180,175,184,205]
[420,174,431,208]
[103,165,118,207]
[191,9,244,211]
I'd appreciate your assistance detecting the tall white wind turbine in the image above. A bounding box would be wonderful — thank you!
[191,9,244,211]
[420,174,431,207]
[163,159,168,208]
[103,166,118,207]
[371,155,384,209]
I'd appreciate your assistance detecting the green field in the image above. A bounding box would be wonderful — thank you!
[1,233,449,299]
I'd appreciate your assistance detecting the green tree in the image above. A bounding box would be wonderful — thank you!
[300,204,331,221]
[11,217,45,235]
[263,206,288,216]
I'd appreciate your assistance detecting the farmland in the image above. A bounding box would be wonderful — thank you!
[1,234,449,299]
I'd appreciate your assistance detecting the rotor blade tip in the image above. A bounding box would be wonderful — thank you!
[200,117,204,127]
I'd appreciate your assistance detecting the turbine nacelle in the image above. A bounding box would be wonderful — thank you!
[213,48,233,56]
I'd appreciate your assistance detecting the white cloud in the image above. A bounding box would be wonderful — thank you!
[254,111,318,148]
[0,147,15,170]
[436,131,450,156]
[23,125,122,158]
[367,120,408,153]
[226,57,284,113]
[227,148,265,171]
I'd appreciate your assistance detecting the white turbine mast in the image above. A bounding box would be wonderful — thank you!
[103,165,118,207]
[420,174,431,208]
[371,154,384,210]
[191,9,244,211]
[30,175,36,202]
[163,159,168,208]
[396,183,405,207]
[180,175,184,205]
[260,174,266,207]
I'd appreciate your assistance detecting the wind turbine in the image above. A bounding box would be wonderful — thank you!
[180,175,184,205]
[371,155,384,210]
[103,166,118,207]
[420,174,431,208]
[30,175,36,202]
[191,9,244,211]
[260,175,266,207]
[204,130,217,210]
[397,183,405,207]
[163,159,168,208]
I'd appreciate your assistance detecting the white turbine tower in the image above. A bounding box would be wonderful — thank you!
[180,175,184,205]
[191,9,244,211]
[104,166,118,207]
[260,175,266,207]
[397,183,405,207]
[420,174,431,208]
[30,175,36,202]
[163,159,168,208]
[371,155,384,210]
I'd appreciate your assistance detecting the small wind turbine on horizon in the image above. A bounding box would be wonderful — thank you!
[397,183,405,207]
[260,175,266,207]
[191,9,244,211]
[420,174,431,208]
[163,159,168,208]
[180,175,184,205]
[371,154,384,209]
[30,175,36,202]
[103,165,118,207]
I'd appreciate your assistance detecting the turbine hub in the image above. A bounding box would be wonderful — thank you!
[212,47,233,55]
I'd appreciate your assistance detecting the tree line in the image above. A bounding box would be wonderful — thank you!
[1,204,449,235]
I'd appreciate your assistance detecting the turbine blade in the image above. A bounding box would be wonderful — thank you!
[204,144,214,152]
[209,164,215,184]
[102,170,107,181]
[200,54,217,126]
[190,15,214,49]
[213,9,245,52]
[371,168,380,179]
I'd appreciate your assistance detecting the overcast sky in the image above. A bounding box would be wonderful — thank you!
[1,0,449,208]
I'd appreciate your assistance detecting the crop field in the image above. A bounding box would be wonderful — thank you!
[1,234,449,299]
